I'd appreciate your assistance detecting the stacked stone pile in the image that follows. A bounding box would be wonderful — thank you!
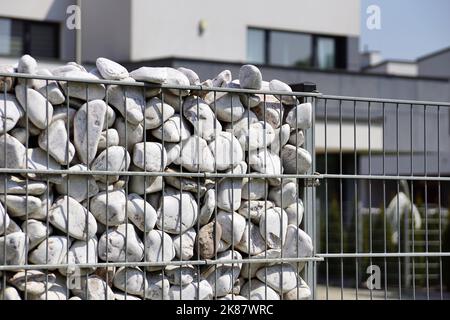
[0,55,313,300]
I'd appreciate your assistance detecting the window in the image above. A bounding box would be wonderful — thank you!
[247,28,266,64]
[0,18,59,59]
[246,28,347,70]
[269,31,312,67]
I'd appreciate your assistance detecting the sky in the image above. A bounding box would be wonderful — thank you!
[360,0,450,61]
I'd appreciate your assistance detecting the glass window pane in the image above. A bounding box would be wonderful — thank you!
[269,31,312,67]
[247,28,265,64]
[0,18,12,55]
[317,37,335,69]
[29,23,58,58]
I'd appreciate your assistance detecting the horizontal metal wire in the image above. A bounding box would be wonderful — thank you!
[0,257,324,272]
[319,94,450,107]
[0,72,320,97]
[318,252,450,258]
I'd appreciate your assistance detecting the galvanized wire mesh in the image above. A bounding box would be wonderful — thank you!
[0,72,448,300]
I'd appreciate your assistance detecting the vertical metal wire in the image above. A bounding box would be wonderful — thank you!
[339,99,343,300]
[368,101,373,301]
[410,103,416,300]
[354,99,359,300]
[396,103,402,300]
[324,98,329,300]
[424,104,430,300]
[2,81,7,300]
[437,105,443,300]
[382,102,387,300]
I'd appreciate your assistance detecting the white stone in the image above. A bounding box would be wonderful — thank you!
[73,99,107,165]
[253,102,283,129]
[219,294,247,300]
[98,128,120,151]
[145,97,175,129]
[249,149,282,176]
[239,65,262,90]
[216,211,246,245]
[282,225,313,271]
[0,194,41,218]
[96,57,129,80]
[172,228,196,260]
[269,79,297,105]
[34,68,65,105]
[112,267,146,297]
[240,279,280,300]
[21,219,52,249]
[268,180,298,208]
[49,196,97,240]
[127,193,157,232]
[281,145,312,174]
[237,200,275,223]
[72,276,114,300]
[132,142,167,172]
[51,62,86,77]
[212,70,232,88]
[271,123,291,154]
[177,67,200,85]
[208,131,243,171]
[169,279,213,300]
[283,277,311,300]
[62,237,98,276]
[90,189,127,226]
[18,54,37,74]
[114,116,144,151]
[0,134,26,168]
[130,67,190,96]
[241,178,267,200]
[91,146,131,183]
[285,199,304,226]
[9,270,56,295]
[199,189,215,226]
[55,164,99,202]
[51,106,76,125]
[256,263,298,294]
[38,119,75,165]
[60,70,106,101]
[0,94,23,134]
[144,229,175,265]
[151,114,190,142]
[259,207,288,249]
[183,96,221,141]
[129,172,163,195]
[285,103,312,130]
[156,188,198,234]
[165,265,196,285]
[234,121,275,151]
[212,93,245,122]
[0,65,15,92]
[165,142,181,166]
[216,162,247,212]
[0,232,27,266]
[0,202,10,236]
[235,221,266,256]
[25,148,62,184]
[98,223,144,262]
[107,85,144,125]
[240,249,281,279]
[288,130,305,147]
[0,286,21,300]
[9,127,27,144]
[180,136,214,172]
[29,236,70,268]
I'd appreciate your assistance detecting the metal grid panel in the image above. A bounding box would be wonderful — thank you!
[0,72,448,300]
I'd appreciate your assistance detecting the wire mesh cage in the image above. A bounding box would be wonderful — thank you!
[0,68,448,300]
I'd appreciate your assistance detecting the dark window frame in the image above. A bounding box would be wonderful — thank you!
[0,17,60,59]
[247,27,347,70]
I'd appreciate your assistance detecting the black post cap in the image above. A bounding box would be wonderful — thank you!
[290,82,317,93]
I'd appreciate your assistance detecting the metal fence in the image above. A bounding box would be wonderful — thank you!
[0,72,449,300]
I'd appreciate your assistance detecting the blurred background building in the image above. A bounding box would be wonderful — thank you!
[0,0,449,298]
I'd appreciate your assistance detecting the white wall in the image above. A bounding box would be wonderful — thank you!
[0,0,76,60]
[130,0,360,62]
